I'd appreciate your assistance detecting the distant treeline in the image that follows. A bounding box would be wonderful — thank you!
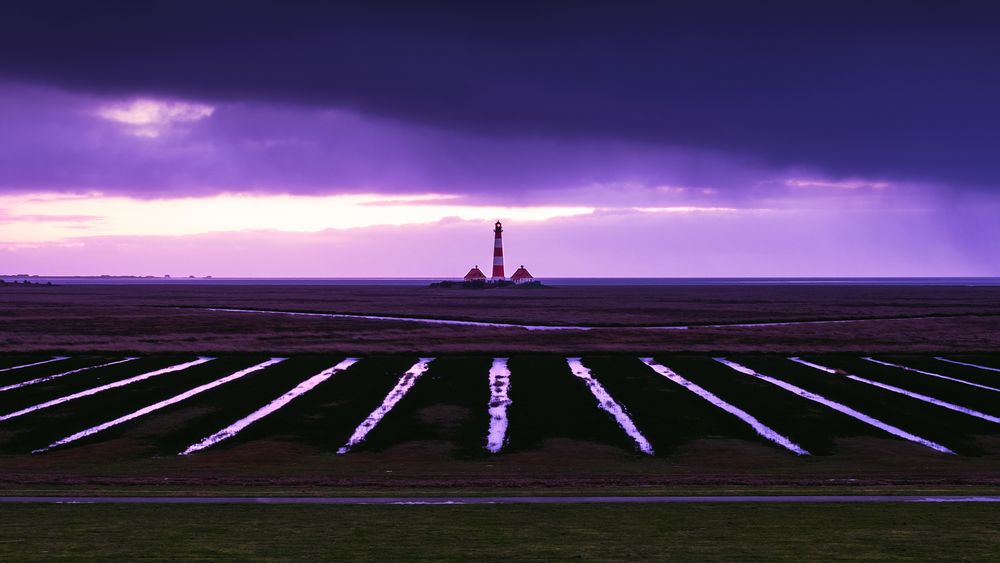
[0,279,54,287]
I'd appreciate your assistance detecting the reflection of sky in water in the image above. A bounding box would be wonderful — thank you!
[338,359,434,453]
[37,358,285,453]
[791,358,1000,425]
[864,357,1000,393]
[2,357,136,393]
[0,357,213,423]
[568,358,653,455]
[0,357,69,373]
[642,358,807,455]
[486,358,512,453]
[716,358,953,454]
[182,358,355,455]
[934,358,1000,374]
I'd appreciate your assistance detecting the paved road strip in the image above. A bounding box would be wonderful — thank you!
[0,495,998,505]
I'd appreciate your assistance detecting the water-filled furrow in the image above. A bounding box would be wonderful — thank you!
[714,358,953,454]
[642,358,807,455]
[0,358,214,423]
[0,358,138,393]
[0,357,69,373]
[568,358,654,455]
[337,358,434,453]
[180,358,357,455]
[790,357,1000,424]
[36,358,286,452]
[486,358,512,453]
[934,357,1000,374]
[864,357,1000,393]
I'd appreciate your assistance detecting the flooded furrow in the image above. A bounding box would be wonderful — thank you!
[935,357,1000,373]
[486,358,512,453]
[568,358,654,455]
[641,358,807,455]
[0,357,214,423]
[715,358,954,454]
[864,357,1000,393]
[0,358,138,393]
[337,358,434,453]
[36,358,287,453]
[181,358,357,455]
[790,358,1000,424]
[0,357,69,373]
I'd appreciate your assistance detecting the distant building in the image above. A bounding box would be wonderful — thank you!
[464,266,487,281]
[455,222,537,284]
[511,265,534,284]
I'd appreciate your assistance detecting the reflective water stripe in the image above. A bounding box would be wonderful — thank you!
[338,358,434,453]
[863,357,1000,393]
[934,357,1000,373]
[1,358,138,393]
[643,358,807,455]
[0,358,214,423]
[36,358,286,453]
[714,358,953,454]
[790,357,1000,424]
[569,358,654,454]
[181,358,358,455]
[0,357,69,373]
[486,358,512,453]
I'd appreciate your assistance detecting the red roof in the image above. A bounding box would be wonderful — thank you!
[464,266,487,280]
[511,266,533,280]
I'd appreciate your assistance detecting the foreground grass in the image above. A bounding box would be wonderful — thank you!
[3,484,1000,498]
[0,503,997,560]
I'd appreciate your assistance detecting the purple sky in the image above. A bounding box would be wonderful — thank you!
[2,1,999,277]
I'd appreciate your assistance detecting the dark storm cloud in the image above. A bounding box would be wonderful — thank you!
[2,0,999,190]
[0,81,771,200]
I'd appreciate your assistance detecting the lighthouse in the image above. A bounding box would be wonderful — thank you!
[492,221,505,280]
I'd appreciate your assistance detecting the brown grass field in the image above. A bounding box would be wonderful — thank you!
[0,283,998,495]
[2,283,1000,354]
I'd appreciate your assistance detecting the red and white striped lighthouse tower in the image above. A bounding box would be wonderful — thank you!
[492,220,505,280]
